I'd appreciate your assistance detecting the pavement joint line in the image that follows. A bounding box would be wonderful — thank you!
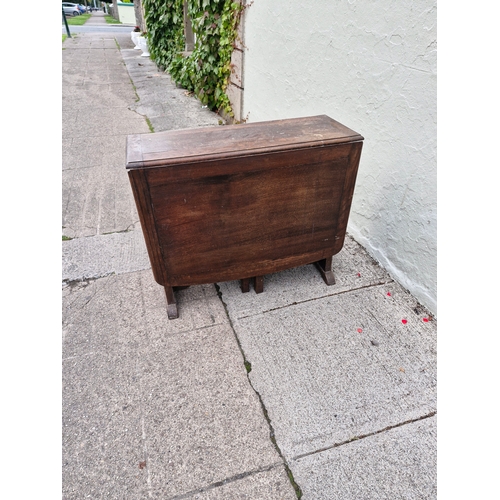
[62,352,96,362]
[62,164,101,171]
[291,410,437,462]
[134,343,155,499]
[140,412,154,498]
[100,226,137,235]
[66,277,110,310]
[231,279,396,320]
[62,272,116,288]
[63,278,227,336]
[164,461,286,500]
[214,284,304,498]
[61,227,135,242]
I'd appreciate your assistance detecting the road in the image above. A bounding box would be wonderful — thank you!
[61,10,134,35]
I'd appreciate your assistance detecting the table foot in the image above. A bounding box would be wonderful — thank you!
[165,286,179,319]
[167,303,179,320]
[241,278,250,293]
[315,257,335,285]
[241,276,264,293]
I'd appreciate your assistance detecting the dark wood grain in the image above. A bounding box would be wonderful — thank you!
[127,115,363,319]
[126,115,363,168]
[127,168,169,287]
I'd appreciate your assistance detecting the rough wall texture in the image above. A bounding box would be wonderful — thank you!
[134,0,145,31]
[241,0,437,314]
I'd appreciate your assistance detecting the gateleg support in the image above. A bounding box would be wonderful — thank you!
[241,278,250,293]
[254,276,264,294]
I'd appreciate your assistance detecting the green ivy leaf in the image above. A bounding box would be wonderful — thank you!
[145,0,242,115]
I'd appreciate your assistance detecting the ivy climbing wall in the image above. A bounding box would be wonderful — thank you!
[143,0,243,117]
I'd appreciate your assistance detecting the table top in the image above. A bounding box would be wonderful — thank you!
[126,115,363,169]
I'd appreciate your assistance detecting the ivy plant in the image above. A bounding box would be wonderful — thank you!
[143,0,243,117]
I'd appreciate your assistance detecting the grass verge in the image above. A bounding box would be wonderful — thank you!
[145,117,155,133]
[66,13,91,26]
[105,15,122,24]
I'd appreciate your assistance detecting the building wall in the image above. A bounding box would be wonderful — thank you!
[117,2,136,24]
[240,0,437,314]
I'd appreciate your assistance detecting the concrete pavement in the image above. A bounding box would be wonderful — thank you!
[62,14,437,499]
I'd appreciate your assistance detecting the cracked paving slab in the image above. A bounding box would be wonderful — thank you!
[62,228,149,282]
[62,159,140,239]
[221,278,436,460]
[62,269,296,499]
[290,415,437,500]
[217,233,436,498]
[120,45,223,132]
[218,234,394,319]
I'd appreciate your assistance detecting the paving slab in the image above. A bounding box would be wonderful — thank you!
[218,234,393,319]
[62,161,140,238]
[63,270,294,499]
[181,465,298,499]
[290,415,437,500]
[222,278,436,461]
[120,43,224,132]
[62,228,149,282]
[62,136,133,170]
[62,34,150,241]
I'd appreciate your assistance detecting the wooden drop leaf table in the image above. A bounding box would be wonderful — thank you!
[126,115,363,319]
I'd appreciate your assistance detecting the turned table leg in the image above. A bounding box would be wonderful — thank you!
[315,257,335,285]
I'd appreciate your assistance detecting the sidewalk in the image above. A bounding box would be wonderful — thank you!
[62,26,437,500]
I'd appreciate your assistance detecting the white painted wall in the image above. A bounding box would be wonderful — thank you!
[117,2,136,25]
[240,0,437,315]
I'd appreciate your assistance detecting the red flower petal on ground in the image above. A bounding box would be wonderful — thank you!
[387,292,391,297]
[357,272,361,277]
[357,328,363,333]
[423,317,429,322]
[401,319,407,324]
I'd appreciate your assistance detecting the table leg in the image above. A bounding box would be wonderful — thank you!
[164,286,179,319]
[315,257,335,285]
[254,276,264,294]
[241,278,250,293]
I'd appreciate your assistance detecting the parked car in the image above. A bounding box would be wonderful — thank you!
[62,3,81,16]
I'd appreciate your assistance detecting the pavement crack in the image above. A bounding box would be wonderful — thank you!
[140,414,154,498]
[62,275,116,318]
[214,283,303,499]
[62,272,115,288]
[235,279,394,320]
[292,410,437,462]
[101,227,134,235]
[165,463,284,500]
[126,105,155,133]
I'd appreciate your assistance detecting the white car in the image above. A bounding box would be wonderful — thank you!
[62,3,81,16]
